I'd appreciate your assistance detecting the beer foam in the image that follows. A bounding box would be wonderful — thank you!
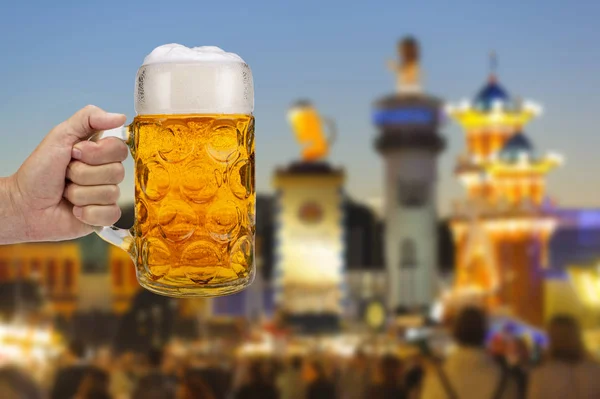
[136,44,253,115]
[142,44,245,65]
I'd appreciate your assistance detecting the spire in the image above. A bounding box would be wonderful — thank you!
[489,51,498,83]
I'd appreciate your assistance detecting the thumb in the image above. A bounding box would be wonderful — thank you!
[53,105,127,145]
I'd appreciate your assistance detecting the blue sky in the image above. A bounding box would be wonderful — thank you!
[1,0,599,216]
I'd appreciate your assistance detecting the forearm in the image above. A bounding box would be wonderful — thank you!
[0,176,27,244]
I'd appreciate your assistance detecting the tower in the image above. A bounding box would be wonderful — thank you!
[373,37,445,311]
[447,54,562,326]
[273,101,345,333]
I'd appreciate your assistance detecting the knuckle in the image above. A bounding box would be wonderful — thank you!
[104,139,128,162]
[117,142,129,161]
[113,163,126,183]
[67,161,84,182]
[107,185,120,202]
[82,205,121,226]
[65,185,83,205]
[58,120,79,141]
[83,104,98,112]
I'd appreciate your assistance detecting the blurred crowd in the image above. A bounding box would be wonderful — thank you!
[0,309,599,399]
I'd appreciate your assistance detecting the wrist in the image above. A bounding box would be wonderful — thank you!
[0,175,29,244]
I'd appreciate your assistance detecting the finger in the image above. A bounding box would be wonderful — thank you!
[73,204,122,227]
[71,137,129,165]
[66,161,125,185]
[64,183,120,206]
[55,105,127,144]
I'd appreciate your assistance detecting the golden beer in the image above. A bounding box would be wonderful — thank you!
[131,114,255,296]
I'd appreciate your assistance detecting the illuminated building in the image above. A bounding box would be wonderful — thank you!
[0,206,140,319]
[373,37,445,311]
[108,244,140,314]
[447,55,562,326]
[269,101,346,333]
[273,162,345,331]
[0,242,80,317]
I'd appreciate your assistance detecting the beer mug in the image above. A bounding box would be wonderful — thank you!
[287,100,336,162]
[92,44,255,297]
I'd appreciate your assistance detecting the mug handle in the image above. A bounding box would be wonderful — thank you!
[87,125,134,252]
[323,117,337,147]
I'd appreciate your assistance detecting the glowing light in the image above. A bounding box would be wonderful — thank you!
[517,152,530,166]
[485,152,562,175]
[547,152,564,165]
[446,101,540,129]
[0,323,62,367]
[568,268,600,308]
[483,218,557,234]
[458,173,481,186]
[430,300,445,322]
[279,240,343,284]
[237,336,275,356]
[523,100,543,116]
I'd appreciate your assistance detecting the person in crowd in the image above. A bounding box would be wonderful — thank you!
[110,352,137,399]
[322,354,341,389]
[365,354,406,399]
[277,356,304,399]
[162,347,184,388]
[179,368,216,399]
[339,350,369,399]
[527,315,600,399]
[50,340,97,399]
[93,347,113,373]
[189,356,232,399]
[489,331,509,367]
[132,349,178,399]
[234,360,278,399]
[305,360,336,399]
[75,367,111,399]
[231,357,251,394]
[421,306,519,399]
[0,366,44,399]
[404,355,425,399]
[505,337,530,398]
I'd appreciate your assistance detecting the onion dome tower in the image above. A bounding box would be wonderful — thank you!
[447,53,562,326]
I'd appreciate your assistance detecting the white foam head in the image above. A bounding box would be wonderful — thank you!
[135,44,253,115]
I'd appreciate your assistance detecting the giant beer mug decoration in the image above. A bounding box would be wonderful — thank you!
[287,100,336,162]
[91,44,255,297]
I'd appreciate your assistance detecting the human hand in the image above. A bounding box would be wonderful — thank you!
[2,105,128,243]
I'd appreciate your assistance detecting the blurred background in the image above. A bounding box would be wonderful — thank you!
[1,1,600,398]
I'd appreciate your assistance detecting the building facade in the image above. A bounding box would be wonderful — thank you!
[272,163,346,320]
[447,64,562,326]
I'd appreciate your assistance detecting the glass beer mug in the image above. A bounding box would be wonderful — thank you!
[92,44,255,297]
